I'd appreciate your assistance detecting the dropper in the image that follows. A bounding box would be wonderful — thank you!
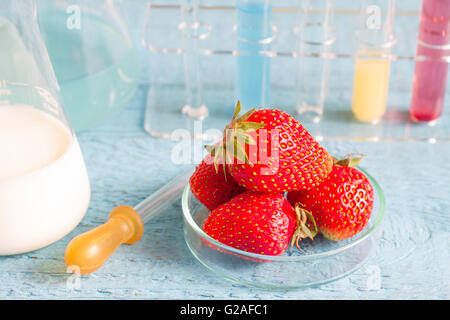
[65,168,194,274]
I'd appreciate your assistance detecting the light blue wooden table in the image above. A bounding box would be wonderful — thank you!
[1,84,448,299]
[0,0,449,299]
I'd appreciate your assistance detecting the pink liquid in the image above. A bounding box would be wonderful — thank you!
[410,0,450,122]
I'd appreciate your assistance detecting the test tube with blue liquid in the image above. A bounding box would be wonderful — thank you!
[236,0,273,112]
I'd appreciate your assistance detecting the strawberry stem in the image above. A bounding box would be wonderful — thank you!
[333,153,365,168]
[290,203,318,250]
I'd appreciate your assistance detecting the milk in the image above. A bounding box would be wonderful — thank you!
[0,104,91,255]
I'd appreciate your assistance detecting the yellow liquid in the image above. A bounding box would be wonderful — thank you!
[351,53,391,122]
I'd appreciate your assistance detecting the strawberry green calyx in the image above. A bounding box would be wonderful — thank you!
[204,144,226,176]
[333,153,365,168]
[290,203,318,250]
[204,101,266,174]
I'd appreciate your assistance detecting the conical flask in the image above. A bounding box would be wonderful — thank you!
[37,0,140,132]
[0,0,91,255]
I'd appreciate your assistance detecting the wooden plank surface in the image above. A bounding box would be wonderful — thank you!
[1,86,448,299]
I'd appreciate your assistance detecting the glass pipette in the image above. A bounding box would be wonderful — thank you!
[65,167,195,274]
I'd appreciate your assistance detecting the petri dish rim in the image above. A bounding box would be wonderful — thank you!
[184,237,370,290]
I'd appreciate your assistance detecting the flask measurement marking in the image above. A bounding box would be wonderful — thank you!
[0,80,12,96]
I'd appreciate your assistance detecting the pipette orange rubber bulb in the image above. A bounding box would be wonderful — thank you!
[65,206,144,274]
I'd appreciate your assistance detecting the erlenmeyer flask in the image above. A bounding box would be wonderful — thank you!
[36,0,141,132]
[0,0,91,255]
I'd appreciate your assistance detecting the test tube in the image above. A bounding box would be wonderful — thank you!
[179,0,209,120]
[236,0,273,112]
[295,0,335,123]
[351,0,396,123]
[410,0,450,122]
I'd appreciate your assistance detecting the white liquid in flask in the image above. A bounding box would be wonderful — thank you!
[0,104,91,255]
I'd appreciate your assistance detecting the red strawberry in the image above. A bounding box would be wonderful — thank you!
[190,154,246,211]
[202,191,298,256]
[287,155,374,241]
[206,102,333,193]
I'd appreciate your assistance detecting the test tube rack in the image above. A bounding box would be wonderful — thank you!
[142,0,450,142]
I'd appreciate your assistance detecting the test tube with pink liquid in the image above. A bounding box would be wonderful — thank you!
[410,0,450,122]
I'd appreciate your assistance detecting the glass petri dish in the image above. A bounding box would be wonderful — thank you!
[182,167,385,289]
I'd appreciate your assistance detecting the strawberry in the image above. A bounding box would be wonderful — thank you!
[287,154,374,241]
[190,154,246,211]
[202,191,298,256]
[206,102,333,193]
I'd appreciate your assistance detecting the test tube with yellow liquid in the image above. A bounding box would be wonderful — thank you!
[352,51,391,122]
[352,0,396,123]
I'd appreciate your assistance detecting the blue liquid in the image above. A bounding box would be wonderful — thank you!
[39,10,140,132]
[236,1,272,111]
